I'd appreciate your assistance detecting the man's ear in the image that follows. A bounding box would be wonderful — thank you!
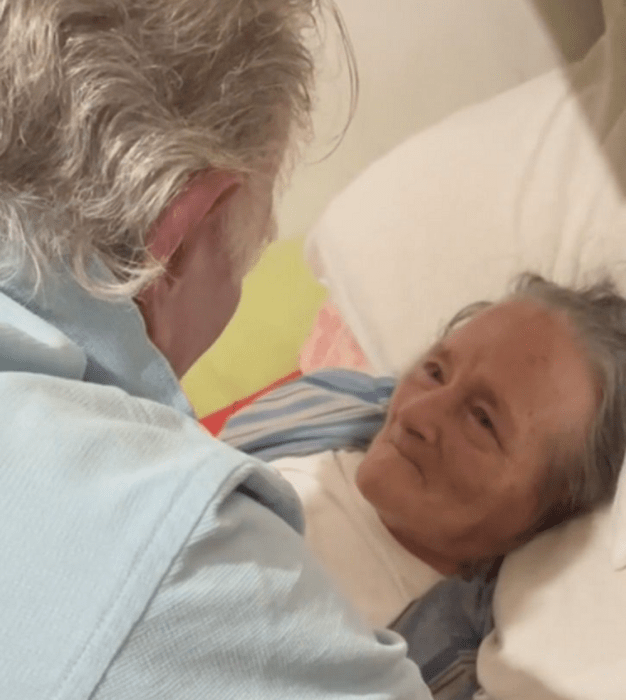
[146,168,243,264]
[135,168,245,378]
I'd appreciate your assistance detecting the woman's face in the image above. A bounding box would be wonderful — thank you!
[356,299,598,573]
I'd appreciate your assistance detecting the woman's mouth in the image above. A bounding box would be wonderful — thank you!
[388,425,425,481]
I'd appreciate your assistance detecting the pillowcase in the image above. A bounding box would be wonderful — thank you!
[477,503,626,700]
[305,28,626,379]
[476,431,626,700]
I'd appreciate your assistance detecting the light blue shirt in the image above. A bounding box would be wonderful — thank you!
[0,259,432,699]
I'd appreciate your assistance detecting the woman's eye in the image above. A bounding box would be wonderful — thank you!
[473,406,494,433]
[424,362,444,383]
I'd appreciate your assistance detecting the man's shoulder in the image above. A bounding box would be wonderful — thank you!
[0,370,303,700]
[0,370,241,498]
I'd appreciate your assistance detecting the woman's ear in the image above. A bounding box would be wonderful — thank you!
[146,169,243,265]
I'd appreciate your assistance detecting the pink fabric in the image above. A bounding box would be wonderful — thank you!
[300,301,374,373]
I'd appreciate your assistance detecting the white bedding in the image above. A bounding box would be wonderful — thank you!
[271,449,443,628]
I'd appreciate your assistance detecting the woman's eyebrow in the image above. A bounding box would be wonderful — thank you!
[429,341,453,364]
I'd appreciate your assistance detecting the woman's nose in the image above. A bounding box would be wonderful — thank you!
[396,393,442,445]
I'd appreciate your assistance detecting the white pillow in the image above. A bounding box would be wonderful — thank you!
[475,443,626,700]
[477,503,626,700]
[305,30,626,378]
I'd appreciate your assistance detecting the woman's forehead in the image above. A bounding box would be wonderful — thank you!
[408,300,553,381]
[432,299,596,439]
[452,298,559,344]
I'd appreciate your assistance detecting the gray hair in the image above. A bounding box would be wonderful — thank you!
[445,272,626,579]
[0,0,357,300]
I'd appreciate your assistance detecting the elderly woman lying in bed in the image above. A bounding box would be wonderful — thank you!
[221,271,626,628]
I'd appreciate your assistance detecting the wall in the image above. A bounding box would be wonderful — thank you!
[275,0,604,240]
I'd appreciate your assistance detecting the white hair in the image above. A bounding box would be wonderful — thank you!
[0,0,357,299]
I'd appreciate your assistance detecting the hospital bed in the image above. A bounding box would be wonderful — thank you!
[185,2,626,698]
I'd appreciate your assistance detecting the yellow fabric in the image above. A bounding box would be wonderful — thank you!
[181,237,327,419]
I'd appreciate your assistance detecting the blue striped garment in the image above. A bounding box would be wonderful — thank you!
[219,369,395,459]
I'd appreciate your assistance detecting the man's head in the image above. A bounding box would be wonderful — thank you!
[357,273,626,576]
[0,1,356,373]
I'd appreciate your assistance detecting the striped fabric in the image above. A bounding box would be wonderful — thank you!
[219,369,395,461]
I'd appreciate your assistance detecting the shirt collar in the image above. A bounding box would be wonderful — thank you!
[0,256,195,418]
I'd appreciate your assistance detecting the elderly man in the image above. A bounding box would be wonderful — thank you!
[0,2,432,700]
